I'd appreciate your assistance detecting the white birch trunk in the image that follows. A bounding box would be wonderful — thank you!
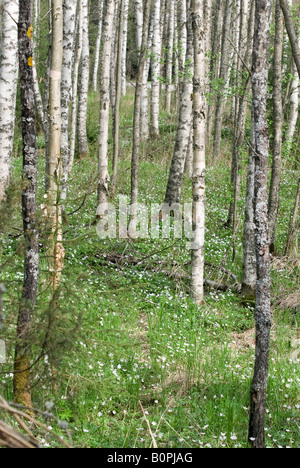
[134,0,143,51]
[150,0,161,137]
[121,0,129,96]
[97,0,115,206]
[164,1,193,205]
[140,15,153,141]
[77,0,90,158]
[0,0,19,203]
[165,0,175,113]
[61,0,77,203]
[191,0,210,303]
[69,0,83,175]
[92,0,104,92]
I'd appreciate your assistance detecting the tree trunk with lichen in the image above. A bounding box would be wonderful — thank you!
[248,0,272,449]
[13,0,39,412]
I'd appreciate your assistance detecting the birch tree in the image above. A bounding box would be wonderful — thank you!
[112,0,125,192]
[241,111,256,298]
[97,0,115,206]
[60,0,77,204]
[92,0,104,93]
[164,0,193,206]
[128,0,153,235]
[69,0,83,175]
[165,0,175,113]
[0,0,19,204]
[77,0,90,158]
[268,0,284,253]
[248,0,272,449]
[212,0,232,160]
[13,0,39,410]
[46,0,64,291]
[121,0,129,96]
[191,0,210,303]
[150,0,161,138]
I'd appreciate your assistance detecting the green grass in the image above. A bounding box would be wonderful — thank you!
[0,88,299,448]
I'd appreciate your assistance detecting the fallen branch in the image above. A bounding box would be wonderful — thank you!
[0,420,39,448]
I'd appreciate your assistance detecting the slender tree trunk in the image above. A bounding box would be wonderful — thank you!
[46,0,64,291]
[207,0,223,145]
[248,0,272,449]
[212,0,232,160]
[13,0,39,412]
[97,0,115,206]
[134,0,143,51]
[92,0,104,92]
[140,14,153,141]
[0,0,19,203]
[284,177,300,255]
[150,0,161,138]
[164,1,193,206]
[111,0,125,192]
[128,0,153,234]
[77,0,89,158]
[121,0,129,96]
[69,0,83,175]
[268,0,284,253]
[60,0,77,204]
[241,110,256,298]
[165,0,175,113]
[191,0,210,304]
[280,0,300,78]
[226,0,254,229]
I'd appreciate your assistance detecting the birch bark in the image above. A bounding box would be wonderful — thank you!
[0,0,19,203]
[92,0,104,92]
[150,0,161,137]
[61,0,77,203]
[97,0,115,206]
[268,0,284,253]
[164,1,193,206]
[77,0,90,158]
[191,0,210,304]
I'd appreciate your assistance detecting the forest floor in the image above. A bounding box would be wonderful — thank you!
[0,89,299,448]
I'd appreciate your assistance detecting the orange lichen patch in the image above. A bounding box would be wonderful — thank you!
[27,25,33,39]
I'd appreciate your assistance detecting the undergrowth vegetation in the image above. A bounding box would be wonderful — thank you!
[0,88,299,448]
